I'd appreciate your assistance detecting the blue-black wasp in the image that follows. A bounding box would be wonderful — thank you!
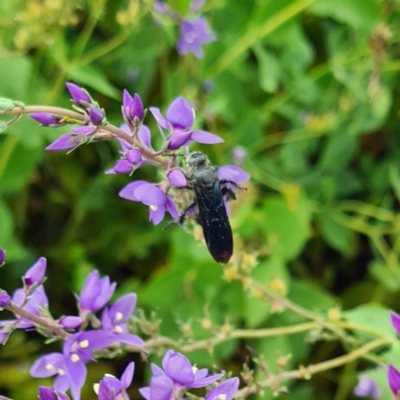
[169,151,246,264]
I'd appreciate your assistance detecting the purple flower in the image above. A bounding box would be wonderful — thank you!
[29,113,65,127]
[31,353,78,400]
[218,165,250,185]
[353,376,380,399]
[0,292,10,308]
[0,247,5,264]
[77,270,116,314]
[89,107,104,125]
[38,386,70,400]
[391,311,400,335]
[24,257,47,289]
[46,127,95,151]
[388,365,400,397]
[140,350,224,400]
[95,361,134,400]
[13,285,49,329]
[31,331,116,400]
[101,294,144,347]
[206,378,239,400]
[59,316,82,330]
[66,83,92,107]
[106,125,151,175]
[232,146,247,167]
[122,90,144,127]
[149,97,223,150]
[119,181,179,225]
[177,17,216,59]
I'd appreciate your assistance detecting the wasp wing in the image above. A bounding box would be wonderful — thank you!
[194,182,233,263]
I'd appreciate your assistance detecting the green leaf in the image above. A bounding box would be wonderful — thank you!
[261,198,309,260]
[343,303,395,340]
[253,44,281,93]
[68,65,120,100]
[368,260,400,292]
[319,210,355,256]
[244,257,290,327]
[310,0,379,31]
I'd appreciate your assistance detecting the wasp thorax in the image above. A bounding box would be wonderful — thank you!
[185,151,210,172]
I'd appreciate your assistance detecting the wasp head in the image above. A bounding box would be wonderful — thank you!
[185,152,210,173]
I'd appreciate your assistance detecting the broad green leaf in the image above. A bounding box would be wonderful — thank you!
[343,303,395,340]
[369,260,400,292]
[310,0,379,31]
[244,257,290,327]
[261,198,309,260]
[253,44,281,93]
[319,210,355,256]
[68,65,120,99]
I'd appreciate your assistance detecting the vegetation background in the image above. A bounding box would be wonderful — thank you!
[1,0,400,399]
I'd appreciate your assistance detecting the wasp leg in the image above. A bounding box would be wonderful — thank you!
[219,180,247,191]
[164,201,197,229]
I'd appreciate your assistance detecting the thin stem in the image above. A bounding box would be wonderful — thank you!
[235,338,389,397]
[7,303,69,340]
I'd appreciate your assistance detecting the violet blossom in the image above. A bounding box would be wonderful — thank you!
[149,96,223,150]
[94,361,134,400]
[31,331,116,400]
[206,377,239,400]
[177,17,216,59]
[23,256,47,289]
[0,247,5,265]
[106,125,151,175]
[119,180,179,225]
[388,365,400,399]
[38,386,70,400]
[139,350,224,400]
[46,126,96,151]
[89,107,104,125]
[66,83,92,108]
[29,113,66,127]
[122,90,144,127]
[353,376,380,399]
[77,270,116,315]
[101,293,144,347]
[0,292,10,308]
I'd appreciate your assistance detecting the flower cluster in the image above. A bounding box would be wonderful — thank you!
[28,83,249,234]
[154,0,216,58]
[0,249,241,400]
[0,252,143,400]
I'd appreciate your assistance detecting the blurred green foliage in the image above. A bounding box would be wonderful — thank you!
[1,0,400,399]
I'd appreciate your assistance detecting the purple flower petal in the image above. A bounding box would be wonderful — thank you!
[30,353,65,378]
[0,292,11,307]
[116,333,145,346]
[190,130,224,144]
[123,90,144,123]
[391,311,400,335]
[24,257,47,288]
[29,113,64,126]
[353,376,380,399]
[388,365,400,395]
[162,350,194,387]
[114,159,134,174]
[192,373,223,388]
[133,183,166,206]
[89,107,104,125]
[149,107,170,130]
[138,125,152,149]
[0,247,5,264]
[177,17,216,59]
[65,358,87,400]
[121,362,135,389]
[166,97,194,131]
[109,293,137,322]
[138,387,150,400]
[46,135,81,151]
[149,205,166,225]
[149,374,174,400]
[218,165,250,184]
[165,197,180,220]
[98,380,114,400]
[206,378,239,400]
[167,169,187,187]
[66,83,91,106]
[167,132,193,150]
[126,149,142,164]
[38,386,70,400]
[59,316,82,330]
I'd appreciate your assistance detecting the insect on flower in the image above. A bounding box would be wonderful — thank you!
[168,152,246,264]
